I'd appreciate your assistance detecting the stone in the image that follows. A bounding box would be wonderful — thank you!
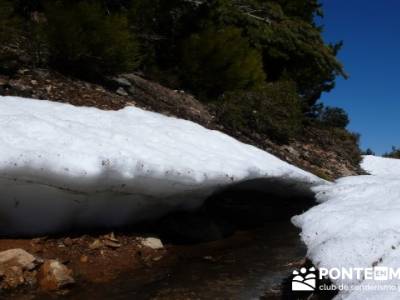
[116,87,128,96]
[23,269,38,287]
[0,249,36,271]
[283,146,299,157]
[80,255,88,263]
[1,265,25,289]
[128,86,136,95]
[152,256,162,262]
[0,249,37,290]
[9,80,33,93]
[103,240,121,249]
[112,77,132,87]
[104,232,119,242]
[89,239,103,250]
[0,76,8,86]
[37,260,74,291]
[125,100,136,107]
[140,238,164,250]
[63,237,73,247]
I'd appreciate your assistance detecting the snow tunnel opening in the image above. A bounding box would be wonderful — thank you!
[0,175,316,243]
[153,177,316,244]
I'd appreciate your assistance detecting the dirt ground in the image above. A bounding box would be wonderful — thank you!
[0,233,169,285]
[0,228,259,299]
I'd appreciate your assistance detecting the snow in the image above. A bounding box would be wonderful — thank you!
[0,96,321,236]
[293,155,400,299]
[362,155,400,176]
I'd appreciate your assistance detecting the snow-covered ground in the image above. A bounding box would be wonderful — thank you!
[293,155,400,299]
[4,96,400,298]
[0,96,321,235]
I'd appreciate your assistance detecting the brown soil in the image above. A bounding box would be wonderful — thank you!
[0,229,262,299]
[0,234,167,285]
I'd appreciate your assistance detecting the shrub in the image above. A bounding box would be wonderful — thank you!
[330,128,361,166]
[319,106,349,128]
[181,26,266,97]
[217,81,303,143]
[45,1,140,79]
[362,148,375,156]
[0,0,24,74]
[384,147,400,159]
[0,0,12,38]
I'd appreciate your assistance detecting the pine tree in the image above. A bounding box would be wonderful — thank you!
[181,26,266,97]
[45,1,140,79]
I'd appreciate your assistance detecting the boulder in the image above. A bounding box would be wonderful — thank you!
[37,260,74,291]
[140,238,164,250]
[0,249,37,289]
[0,249,36,271]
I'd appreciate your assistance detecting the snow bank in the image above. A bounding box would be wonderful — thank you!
[293,156,400,299]
[362,155,400,176]
[0,96,321,235]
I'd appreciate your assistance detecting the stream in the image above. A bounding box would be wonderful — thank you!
[35,188,316,300]
[47,222,304,300]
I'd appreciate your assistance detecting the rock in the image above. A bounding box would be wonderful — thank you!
[1,265,25,289]
[112,77,132,87]
[104,232,119,242]
[63,237,73,247]
[152,256,162,262]
[9,80,33,95]
[79,255,88,263]
[140,238,164,250]
[0,249,37,289]
[37,260,74,291]
[116,87,128,96]
[284,146,299,157]
[23,269,38,287]
[0,249,36,271]
[32,237,47,244]
[0,75,8,86]
[89,239,103,250]
[103,240,121,249]
[125,100,136,107]
[128,86,136,95]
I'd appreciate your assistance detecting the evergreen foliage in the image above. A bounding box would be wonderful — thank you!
[1,0,346,105]
[0,0,23,74]
[319,106,350,128]
[362,148,375,156]
[0,0,356,147]
[217,81,302,143]
[181,26,266,97]
[384,147,400,159]
[45,1,140,78]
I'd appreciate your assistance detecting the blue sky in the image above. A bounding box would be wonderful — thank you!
[319,1,400,154]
